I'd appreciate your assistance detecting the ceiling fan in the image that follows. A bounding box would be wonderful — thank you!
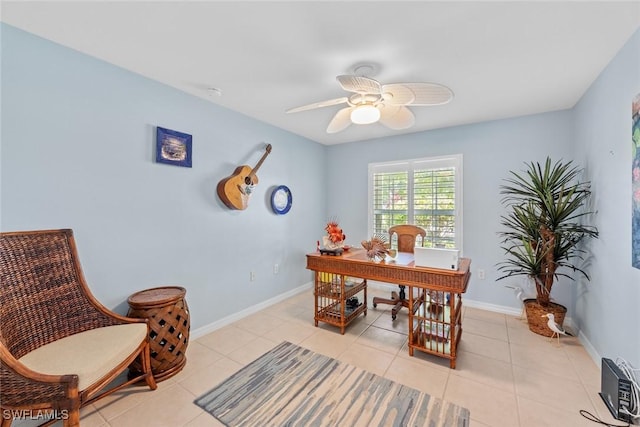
[286,70,454,134]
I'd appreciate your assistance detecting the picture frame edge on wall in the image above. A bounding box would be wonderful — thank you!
[632,92,640,269]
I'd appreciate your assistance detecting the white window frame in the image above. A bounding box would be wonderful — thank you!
[367,154,463,252]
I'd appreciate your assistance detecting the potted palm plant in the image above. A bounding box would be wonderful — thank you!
[497,157,599,336]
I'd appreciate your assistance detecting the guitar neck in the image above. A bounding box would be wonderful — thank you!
[246,144,272,182]
[250,154,269,177]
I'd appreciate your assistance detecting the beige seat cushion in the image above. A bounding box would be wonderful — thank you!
[19,323,147,390]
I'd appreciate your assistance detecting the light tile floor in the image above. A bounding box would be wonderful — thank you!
[12,287,627,427]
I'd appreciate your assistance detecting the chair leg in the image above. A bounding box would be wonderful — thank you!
[58,384,81,427]
[372,295,398,308]
[141,342,158,390]
[375,285,409,320]
[391,302,402,320]
[62,408,80,427]
[392,299,411,320]
[1,415,12,427]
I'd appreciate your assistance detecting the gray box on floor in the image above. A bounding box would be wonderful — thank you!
[600,357,634,423]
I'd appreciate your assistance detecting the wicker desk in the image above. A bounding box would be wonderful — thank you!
[127,286,190,381]
[307,249,471,368]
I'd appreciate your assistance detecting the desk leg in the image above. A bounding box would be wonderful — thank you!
[408,285,414,357]
[449,292,458,369]
[314,272,319,327]
[363,280,368,316]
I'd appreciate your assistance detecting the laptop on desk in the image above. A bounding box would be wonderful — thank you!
[413,247,460,271]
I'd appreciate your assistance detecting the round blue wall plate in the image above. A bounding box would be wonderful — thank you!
[271,185,292,215]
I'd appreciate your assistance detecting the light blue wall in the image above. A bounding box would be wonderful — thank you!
[573,28,640,367]
[324,29,640,365]
[0,24,327,330]
[325,111,577,313]
[2,22,638,364]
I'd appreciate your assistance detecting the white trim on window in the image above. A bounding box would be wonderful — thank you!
[367,154,463,252]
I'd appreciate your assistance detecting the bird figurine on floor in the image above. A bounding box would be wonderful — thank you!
[505,285,534,319]
[542,313,572,344]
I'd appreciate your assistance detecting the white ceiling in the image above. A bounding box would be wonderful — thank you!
[2,1,640,145]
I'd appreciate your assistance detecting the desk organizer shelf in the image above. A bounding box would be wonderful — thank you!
[410,290,462,361]
[314,272,367,334]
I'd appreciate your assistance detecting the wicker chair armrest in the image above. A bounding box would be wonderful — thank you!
[79,288,150,328]
[98,309,149,325]
[1,344,78,409]
[120,316,149,324]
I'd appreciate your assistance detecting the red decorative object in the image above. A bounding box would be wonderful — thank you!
[361,235,390,261]
[325,219,346,244]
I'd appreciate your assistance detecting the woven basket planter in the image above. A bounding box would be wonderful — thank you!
[523,298,567,337]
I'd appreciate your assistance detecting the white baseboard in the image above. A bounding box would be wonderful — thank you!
[365,281,394,291]
[191,280,602,367]
[369,281,530,319]
[461,298,602,364]
[577,330,601,366]
[370,281,596,357]
[190,282,313,340]
[454,297,582,337]
[463,298,522,317]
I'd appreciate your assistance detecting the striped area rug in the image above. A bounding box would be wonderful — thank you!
[195,341,469,426]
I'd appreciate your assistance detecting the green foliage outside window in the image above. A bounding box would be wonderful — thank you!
[372,167,456,249]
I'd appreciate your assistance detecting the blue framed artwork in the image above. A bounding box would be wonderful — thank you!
[156,126,192,168]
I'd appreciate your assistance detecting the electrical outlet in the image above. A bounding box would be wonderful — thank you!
[250,271,255,281]
[478,269,486,280]
[274,264,279,274]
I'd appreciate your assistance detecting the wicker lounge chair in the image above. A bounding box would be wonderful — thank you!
[0,229,157,427]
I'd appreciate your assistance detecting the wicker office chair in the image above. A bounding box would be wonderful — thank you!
[0,229,157,427]
[372,225,426,320]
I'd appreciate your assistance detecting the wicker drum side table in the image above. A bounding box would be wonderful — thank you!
[127,286,190,382]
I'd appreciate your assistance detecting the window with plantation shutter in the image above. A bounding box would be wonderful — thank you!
[368,155,463,250]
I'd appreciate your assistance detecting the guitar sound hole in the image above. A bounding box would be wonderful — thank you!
[244,176,252,185]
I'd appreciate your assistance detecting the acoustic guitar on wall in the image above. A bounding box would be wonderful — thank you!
[217,144,272,210]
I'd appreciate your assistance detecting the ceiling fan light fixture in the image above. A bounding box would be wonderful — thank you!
[288,71,452,133]
[350,104,380,124]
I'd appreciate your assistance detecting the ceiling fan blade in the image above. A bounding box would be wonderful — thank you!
[336,75,381,94]
[286,97,349,113]
[326,107,353,134]
[382,83,453,106]
[378,105,415,130]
